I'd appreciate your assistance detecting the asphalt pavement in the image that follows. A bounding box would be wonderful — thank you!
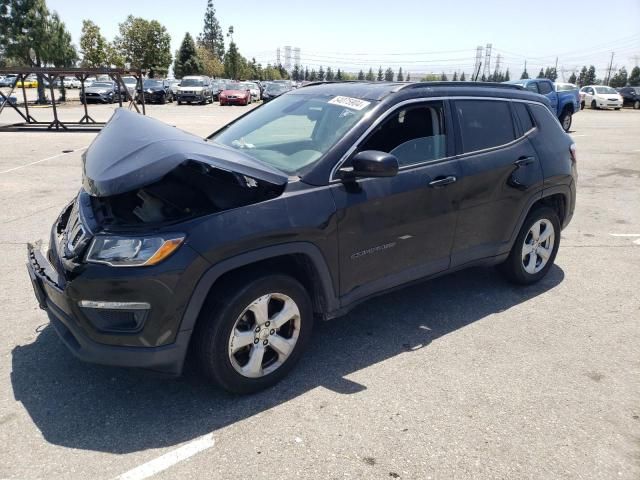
[0,103,638,479]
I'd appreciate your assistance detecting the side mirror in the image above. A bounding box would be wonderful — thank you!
[339,150,399,179]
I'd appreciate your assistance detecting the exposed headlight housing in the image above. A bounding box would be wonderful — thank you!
[86,235,185,267]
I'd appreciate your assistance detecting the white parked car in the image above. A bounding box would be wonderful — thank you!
[62,78,82,88]
[241,82,261,102]
[579,85,623,110]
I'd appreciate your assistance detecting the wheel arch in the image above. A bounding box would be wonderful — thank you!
[179,243,339,335]
[507,187,570,251]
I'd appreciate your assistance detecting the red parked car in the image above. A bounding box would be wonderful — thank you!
[219,82,251,106]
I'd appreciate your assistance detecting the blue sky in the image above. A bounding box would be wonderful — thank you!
[48,0,640,79]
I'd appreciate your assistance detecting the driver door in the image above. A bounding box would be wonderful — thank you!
[331,101,462,303]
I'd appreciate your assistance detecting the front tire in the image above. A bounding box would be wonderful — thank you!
[634,100,640,110]
[194,274,314,394]
[591,100,597,110]
[499,206,561,285]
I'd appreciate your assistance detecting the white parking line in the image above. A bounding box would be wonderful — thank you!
[0,147,87,174]
[113,433,215,480]
[608,233,640,237]
[571,134,588,137]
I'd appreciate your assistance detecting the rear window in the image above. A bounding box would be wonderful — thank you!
[513,102,535,133]
[538,82,552,95]
[454,100,515,153]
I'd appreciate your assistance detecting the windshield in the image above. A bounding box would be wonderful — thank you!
[92,82,113,88]
[144,79,162,87]
[266,84,288,94]
[595,86,617,94]
[181,78,204,87]
[211,93,375,175]
[555,83,577,91]
[224,83,242,90]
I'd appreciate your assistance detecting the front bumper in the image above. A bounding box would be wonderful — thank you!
[27,243,191,375]
[596,99,622,109]
[177,93,204,102]
[221,96,248,104]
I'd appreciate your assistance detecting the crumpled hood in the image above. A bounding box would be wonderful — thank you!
[82,109,288,197]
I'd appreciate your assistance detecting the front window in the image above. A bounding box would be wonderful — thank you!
[211,94,375,175]
[181,78,204,87]
[594,86,617,95]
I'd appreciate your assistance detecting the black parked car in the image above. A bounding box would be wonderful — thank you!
[261,82,291,102]
[137,79,174,104]
[79,81,123,103]
[618,86,640,109]
[27,82,577,394]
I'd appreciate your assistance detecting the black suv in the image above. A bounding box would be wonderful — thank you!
[618,86,640,109]
[27,82,577,393]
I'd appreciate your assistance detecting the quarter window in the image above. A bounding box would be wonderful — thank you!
[359,102,447,167]
[454,100,515,153]
[513,102,535,133]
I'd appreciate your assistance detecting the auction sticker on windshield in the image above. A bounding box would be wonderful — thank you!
[328,96,371,111]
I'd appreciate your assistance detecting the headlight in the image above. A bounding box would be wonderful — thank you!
[86,235,185,267]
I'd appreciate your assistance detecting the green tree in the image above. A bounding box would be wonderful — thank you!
[544,67,557,81]
[504,69,510,81]
[384,67,394,81]
[377,66,383,81]
[406,72,411,81]
[609,67,628,88]
[481,73,487,82]
[537,68,545,78]
[106,42,124,67]
[0,0,74,102]
[115,15,172,77]
[309,69,317,81]
[304,67,309,81]
[79,20,107,67]
[397,67,404,81]
[452,71,458,81]
[317,66,325,81]
[198,0,224,60]
[365,68,374,81]
[520,68,529,79]
[459,72,465,81]
[440,72,447,81]
[336,69,343,80]
[357,69,365,80]
[174,33,202,78]
[326,66,334,81]
[224,39,241,79]
[628,66,640,86]
[585,65,597,85]
[48,12,77,101]
[291,64,300,81]
[568,72,577,84]
[577,66,587,86]
[197,45,224,77]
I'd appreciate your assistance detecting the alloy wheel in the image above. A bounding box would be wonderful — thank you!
[228,293,301,378]
[521,219,555,274]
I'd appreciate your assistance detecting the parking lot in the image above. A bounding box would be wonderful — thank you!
[0,103,639,479]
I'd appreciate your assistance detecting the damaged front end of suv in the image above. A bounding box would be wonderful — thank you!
[27,109,288,375]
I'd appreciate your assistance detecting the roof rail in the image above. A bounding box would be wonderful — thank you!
[401,81,524,90]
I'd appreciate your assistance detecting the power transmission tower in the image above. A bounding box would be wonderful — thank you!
[494,53,502,78]
[482,43,492,79]
[284,46,292,71]
[473,46,483,81]
[294,48,301,68]
[630,54,639,68]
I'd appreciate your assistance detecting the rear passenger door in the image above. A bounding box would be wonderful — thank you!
[450,99,543,266]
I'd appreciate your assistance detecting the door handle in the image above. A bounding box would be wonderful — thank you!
[514,156,535,167]
[428,176,457,187]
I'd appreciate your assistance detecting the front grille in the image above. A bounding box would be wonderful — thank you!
[62,200,92,259]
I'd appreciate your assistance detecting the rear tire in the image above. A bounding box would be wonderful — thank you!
[614,107,621,111]
[194,274,314,394]
[559,109,572,132]
[498,206,561,285]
